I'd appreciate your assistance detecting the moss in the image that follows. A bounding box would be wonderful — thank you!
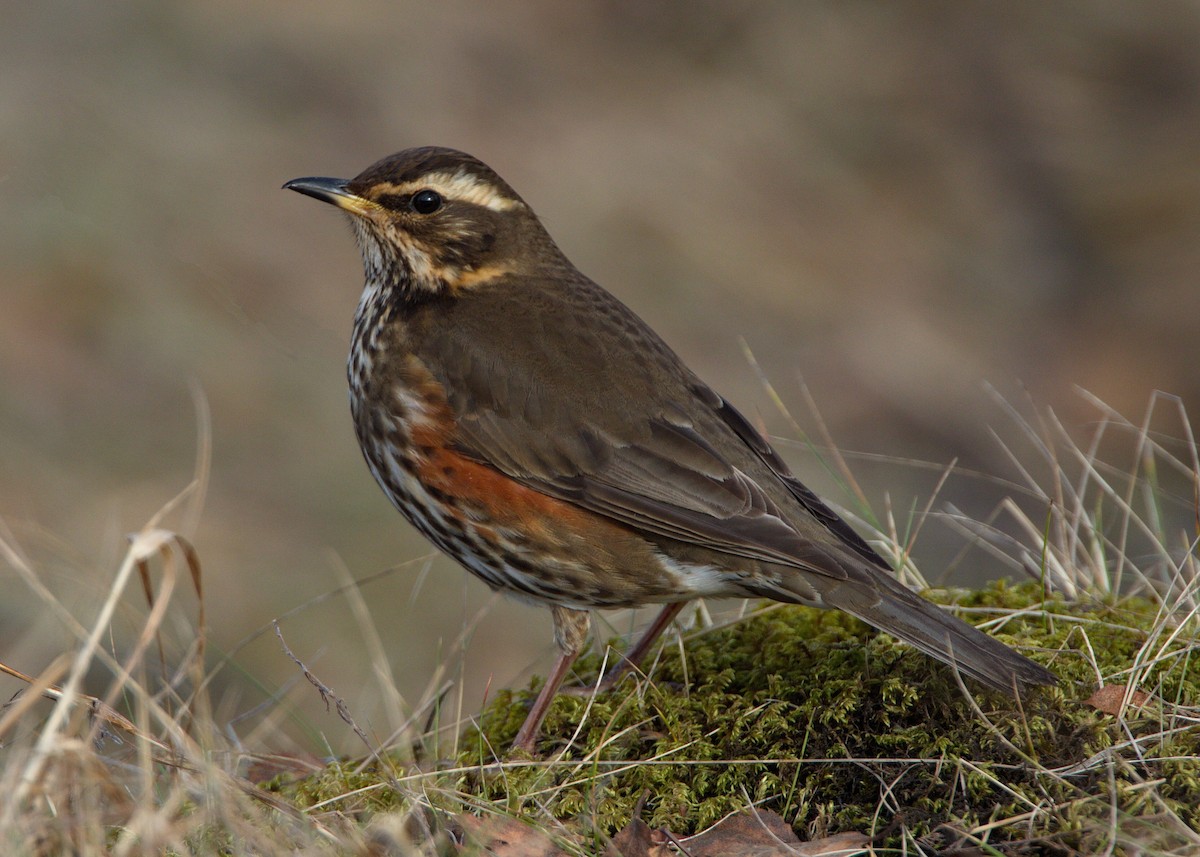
[281,759,409,815]
[285,582,1198,852]
[454,582,1198,850]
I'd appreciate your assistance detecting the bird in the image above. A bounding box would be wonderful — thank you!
[284,147,1056,752]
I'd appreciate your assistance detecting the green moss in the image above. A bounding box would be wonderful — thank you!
[454,582,1198,850]
[284,582,1199,852]
[280,759,409,815]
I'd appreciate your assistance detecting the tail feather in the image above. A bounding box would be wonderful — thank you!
[816,570,1056,695]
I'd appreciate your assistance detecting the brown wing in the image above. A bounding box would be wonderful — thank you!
[409,274,883,579]
[406,274,1056,693]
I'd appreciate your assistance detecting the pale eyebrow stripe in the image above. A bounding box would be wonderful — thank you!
[371,171,524,213]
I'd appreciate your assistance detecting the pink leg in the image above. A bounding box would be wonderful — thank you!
[511,603,685,751]
[593,601,686,691]
[512,646,582,753]
[512,606,589,752]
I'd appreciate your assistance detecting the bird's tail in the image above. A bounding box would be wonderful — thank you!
[811,566,1056,695]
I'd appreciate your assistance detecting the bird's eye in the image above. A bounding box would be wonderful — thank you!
[410,190,443,215]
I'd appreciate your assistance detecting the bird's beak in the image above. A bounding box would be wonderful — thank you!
[283,176,377,216]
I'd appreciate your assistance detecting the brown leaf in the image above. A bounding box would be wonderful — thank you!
[682,809,869,857]
[453,815,568,857]
[1086,684,1151,716]
[604,817,671,857]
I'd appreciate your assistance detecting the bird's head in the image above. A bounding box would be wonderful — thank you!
[285,147,556,297]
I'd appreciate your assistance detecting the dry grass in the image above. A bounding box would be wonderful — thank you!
[1,391,1197,855]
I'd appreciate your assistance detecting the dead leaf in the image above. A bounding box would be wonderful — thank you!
[453,815,568,856]
[1086,684,1151,716]
[682,809,870,857]
[604,817,671,857]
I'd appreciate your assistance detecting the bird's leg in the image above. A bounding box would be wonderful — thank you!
[599,601,685,689]
[563,601,686,696]
[511,606,590,753]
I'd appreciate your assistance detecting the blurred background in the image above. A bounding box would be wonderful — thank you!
[2,2,1198,754]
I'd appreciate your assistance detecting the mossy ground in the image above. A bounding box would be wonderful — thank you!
[282,581,1200,852]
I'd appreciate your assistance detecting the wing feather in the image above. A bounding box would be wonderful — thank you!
[415,275,875,582]
[399,277,1056,694]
